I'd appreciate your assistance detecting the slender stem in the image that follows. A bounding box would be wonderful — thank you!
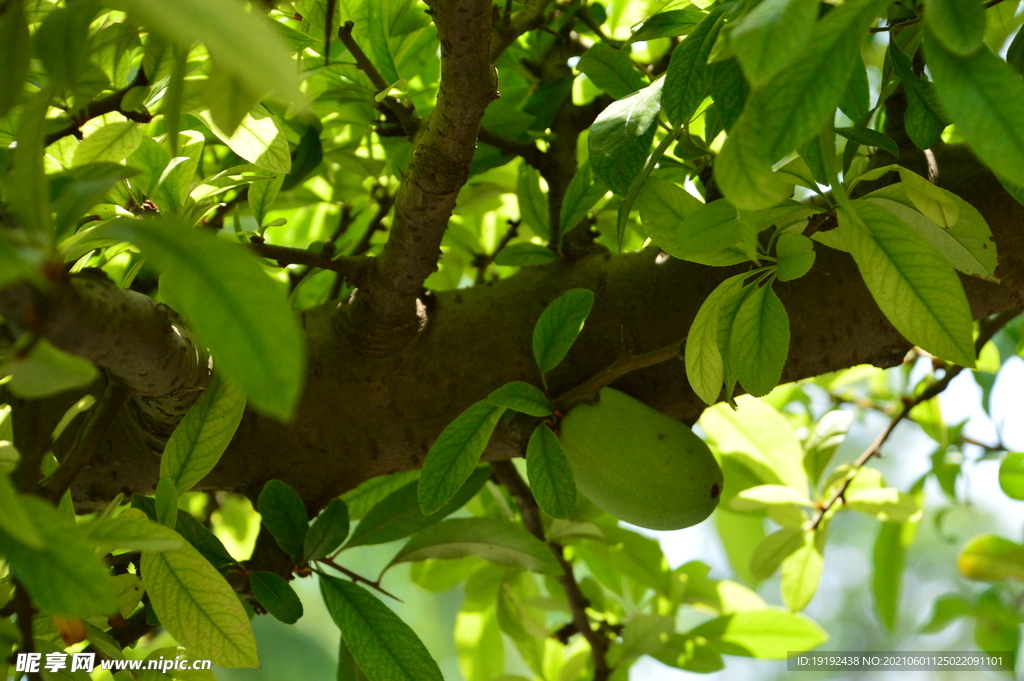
[491,462,612,681]
[249,237,373,287]
[810,307,1023,529]
[39,376,128,502]
[614,127,683,250]
[317,558,403,602]
[45,70,152,146]
[869,0,1008,33]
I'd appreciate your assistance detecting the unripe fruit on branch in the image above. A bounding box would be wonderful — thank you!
[559,388,723,531]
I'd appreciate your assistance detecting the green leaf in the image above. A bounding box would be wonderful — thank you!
[132,495,236,569]
[652,197,743,256]
[125,0,302,106]
[559,161,608,237]
[526,424,577,519]
[532,288,595,377]
[716,510,766,586]
[873,495,920,635]
[160,373,245,493]
[320,575,443,681]
[248,174,284,229]
[347,466,491,549]
[730,485,813,511]
[588,78,664,195]
[803,410,853,484]
[716,0,888,209]
[834,127,899,158]
[34,1,95,90]
[488,382,552,417]
[700,397,808,491]
[142,541,259,667]
[731,0,818,86]
[729,283,790,398]
[388,518,562,575]
[98,219,305,421]
[50,163,138,232]
[662,5,726,126]
[0,0,31,119]
[866,190,998,282]
[418,401,505,515]
[846,487,920,521]
[711,58,750,132]
[780,530,824,611]
[610,614,675,665]
[898,167,959,228]
[250,570,303,624]
[638,177,704,234]
[304,498,350,561]
[258,479,308,560]
[838,200,975,367]
[926,0,986,57]
[0,471,43,548]
[337,636,370,681]
[342,471,421,522]
[775,233,816,281]
[516,163,549,239]
[72,122,143,167]
[958,533,1024,582]
[199,108,292,174]
[6,89,54,238]
[78,516,184,553]
[998,452,1024,500]
[0,495,117,617]
[750,527,804,580]
[155,475,178,529]
[890,43,949,150]
[926,36,1024,183]
[629,9,708,43]
[685,273,748,405]
[920,594,977,633]
[578,42,647,99]
[839,57,870,123]
[3,340,98,399]
[493,242,560,267]
[689,609,828,659]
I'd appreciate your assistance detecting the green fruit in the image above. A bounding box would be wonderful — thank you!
[558,388,723,531]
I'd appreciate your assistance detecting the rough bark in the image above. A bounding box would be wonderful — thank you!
[14,143,1020,511]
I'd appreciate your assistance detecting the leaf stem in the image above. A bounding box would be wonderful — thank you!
[615,127,683,250]
[316,558,403,602]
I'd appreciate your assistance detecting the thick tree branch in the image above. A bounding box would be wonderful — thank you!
[346,0,497,355]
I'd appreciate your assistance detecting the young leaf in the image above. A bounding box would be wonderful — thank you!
[926,36,1024,183]
[663,6,726,126]
[388,518,562,575]
[685,273,748,405]
[638,176,705,231]
[775,233,816,281]
[578,42,647,99]
[729,283,790,398]
[348,466,491,548]
[132,495,236,569]
[780,529,825,611]
[142,541,259,667]
[248,174,284,229]
[488,382,552,417]
[731,0,818,86]
[258,479,309,560]
[516,163,549,240]
[957,533,1024,582]
[659,198,743,256]
[98,219,305,421]
[730,485,813,511]
[925,0,986,57]
[845,487,920,521]
[250,570,303,624]
[998,452,1024,500]
[0,496,117,617]
[2,340,98,399]
[155,476,179,530]
[834,127,900,158]
[320,575,443,681]
[629,9,708,43]
[526,424,577,519]
[687,609,828,658]
[588,78,664,195]
[304,498,350,561]
[838,200,975,367]
[72,122,143,167]
[78,516,184,553]
[493,242,560,267]
[160,373,245,493]
[532,288,596,377]
[418,402,505,514]
[872,482,921,635]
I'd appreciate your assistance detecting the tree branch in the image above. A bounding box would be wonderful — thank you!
[13,581,41,681]
[490,0,557,62]
[477,128,554,175]
[345,0,497,356]
[492,461,612,681]
[249,236,373,287]
[811,306,1024,529]
[45,70,152,146]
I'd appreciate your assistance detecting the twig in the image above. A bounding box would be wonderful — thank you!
[249,236,373,287]
[108,608,156,648]
[13,581,41,681]
[477,128,554,175]
[317,558,403,602]
[350,189,396,257]
[45,70,152,146]
[39,376,128,502]
[203,189,248,231]
[337,21,420,138]
[491,461,612,681]
[810,307,1023,529]
[551,339,684,413]
[474,219,520,283]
